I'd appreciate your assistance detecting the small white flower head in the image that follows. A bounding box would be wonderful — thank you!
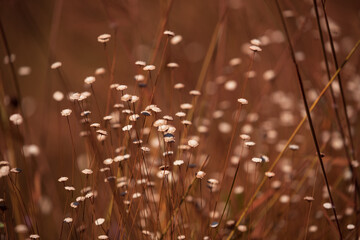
[240,134,250,141]
[177,235,185,240]
[130,95,139,103]
[116,85,128,91]
[309,225,318,233]
[53,91,64,101]
[129,114,139,122]
[69,92,80,101]
[229,58,242,67]
[18,66,31,76]
[121,94,132,102]
[84,76,96,85]
[209,221,219,228]
[263,70,276,81]
[189,90,201,96]
[250,39,261,46]
[95,67,106,75]
[82,169,93,175]
[207,178,219,188]
[237,225,247,232]
[103,115,112,121]
[347,224,355,230]
[143,65,156,71]
[249,45,262,52]
[23,144,40,157]
[323,202,333,209]
[188,139,199,148]
[132,192,142,199]
[180,103,193,110]
[173,160,184,166]
[14,224,27,233]
[352,160,359,168]
[167,62,179,68]
[174,83,185,89]
[51,61,62,69]
[163,30,175,37]
[196,171,206,179]
[289,144,299,151]
[224,80,237,91]
[97,34,111,43]
[90,123,101,128]
[251,157,262,163]
[163,115,174,121]
[9,113,23,125]
[95,218,105,226]
[265,171,275,178]
[64,217,73,223]
[181,120,192,126]
[30,234,40,239]
[244,141,255,147]
[98,235,109,240]
[279,195,290,203]
[103,158,113,165]
[61,109,72,117]
[153,119,167,127]
[237,98,248,105]
[122,125,132,131]
[58,176,68,183]
[135,61,146,66]
[171,35,183,45]
[64,186,75,191]
[175,112,186,118]
[0,162,10,178]
[303,196,314,202]
[134,74,145,82]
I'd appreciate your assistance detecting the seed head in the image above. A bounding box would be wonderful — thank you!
[51,61,62,69]
[249,45,262,52]
[171,35,183,45]
[95,67,106,75]
[9,113,23,125]
[84,76,96,85]
[53,91,64,101]
[143,65,156,71]
[82,169,93,175]
[61,109,72,117]
[163,30,175,37]
[237,98,248,105]
[95,218,105,226]
[196,171,206,179]
[188,139,199,148]
[97,34,111,43]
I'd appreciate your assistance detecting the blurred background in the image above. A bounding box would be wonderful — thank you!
[1,0,360,239]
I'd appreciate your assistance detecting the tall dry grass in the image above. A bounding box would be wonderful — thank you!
[1,0,360,239]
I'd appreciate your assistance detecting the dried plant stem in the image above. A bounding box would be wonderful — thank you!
[66,116,77,185]
[275,0,342,238]
[226,38,360,240]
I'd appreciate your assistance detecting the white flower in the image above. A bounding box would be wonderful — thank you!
[196,171,206,179]
[82,169,93,175]
[84,76,96,84]
[53,91,64,101]
[51,62,62,69]
[95,218,105,226]
[188,139,199,148]
[163,30,175,36]
[97,34,111,43]
[64,217,73,223]
[143,65,156,71]
[61,109,72,117]
[237,98,248,105]
[9,114,23,125]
